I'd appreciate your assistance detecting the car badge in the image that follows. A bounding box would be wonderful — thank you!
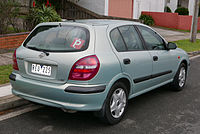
[39,52,46,58]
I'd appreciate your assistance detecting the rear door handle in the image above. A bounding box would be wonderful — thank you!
[123,58,131,64]
[153,56,158,61]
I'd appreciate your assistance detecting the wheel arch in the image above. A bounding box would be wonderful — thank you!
[106,73,133,98]
[181,59,188,71]
[112,78,131,95]
[173,59,189,79]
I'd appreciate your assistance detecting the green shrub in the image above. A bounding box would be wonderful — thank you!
[165,6,172,13]
[0,0,21,34]
[139,14,154,26]
[175,7,189,15]
[26,5,61,30]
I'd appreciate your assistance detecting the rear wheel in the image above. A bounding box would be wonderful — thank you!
[171,63,187,91]
[95,82,128,125]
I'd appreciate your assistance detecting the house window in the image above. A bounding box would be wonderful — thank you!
[178,0,189,8]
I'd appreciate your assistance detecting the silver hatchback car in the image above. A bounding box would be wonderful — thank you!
[10,19,189,124]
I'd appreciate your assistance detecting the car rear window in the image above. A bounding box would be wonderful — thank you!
[23,25,90,52]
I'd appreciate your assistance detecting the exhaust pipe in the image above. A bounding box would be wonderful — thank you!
[61,108,77,113]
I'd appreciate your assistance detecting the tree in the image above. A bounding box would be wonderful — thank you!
[190,0,200,42]
[0,0,21,34]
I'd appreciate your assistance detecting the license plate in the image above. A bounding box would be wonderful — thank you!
[31,64,51,76]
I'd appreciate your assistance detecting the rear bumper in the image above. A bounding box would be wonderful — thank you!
[10,73,107,111]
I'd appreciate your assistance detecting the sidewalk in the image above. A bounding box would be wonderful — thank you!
[0,52,13,98]
[0,52,13,66]
[152,27,200,42]
[0,84,12,98]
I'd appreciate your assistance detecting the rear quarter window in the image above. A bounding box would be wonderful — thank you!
[110,28,126,52]
[24,25,90,52]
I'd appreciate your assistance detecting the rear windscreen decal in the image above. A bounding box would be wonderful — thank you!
[70,38,85,49]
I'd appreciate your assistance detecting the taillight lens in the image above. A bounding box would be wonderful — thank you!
[68,55,100,81]
[13,50,19,70]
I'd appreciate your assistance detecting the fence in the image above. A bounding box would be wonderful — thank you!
[142,11,200,30]
[0,32,29,49]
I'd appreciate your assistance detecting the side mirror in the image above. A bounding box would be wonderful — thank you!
[167,42,177,50]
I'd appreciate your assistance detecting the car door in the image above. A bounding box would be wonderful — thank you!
[110,25,153,93]
[136,25,177,86]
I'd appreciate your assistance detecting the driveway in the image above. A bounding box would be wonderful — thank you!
[0,53,12,66]
[152,27,200,42]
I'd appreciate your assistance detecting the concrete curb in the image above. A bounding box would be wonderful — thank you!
[188,51,200,57]
[0,83,10,88]
[0,95,30,112]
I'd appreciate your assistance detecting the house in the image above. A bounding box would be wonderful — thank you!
[167,0,195,15]
[76,0,166,19]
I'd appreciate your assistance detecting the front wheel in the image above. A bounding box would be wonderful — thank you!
[171,63,187,91]
[95,82,128,125]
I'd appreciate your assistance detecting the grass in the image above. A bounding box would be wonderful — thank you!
[0,49,14,54]
[6,26,27,34]
[174,39,200,52]
[0,64,12,85]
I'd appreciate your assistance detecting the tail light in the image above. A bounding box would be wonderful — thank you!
[13,50,19,70]
[68,55,100,81]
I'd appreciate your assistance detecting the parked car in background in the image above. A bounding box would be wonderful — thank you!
[9,19,189,124]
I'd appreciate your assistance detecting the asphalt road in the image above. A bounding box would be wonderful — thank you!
[0,57,200,134]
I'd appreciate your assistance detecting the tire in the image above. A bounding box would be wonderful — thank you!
[95,82,128,125]
[171,63,187,91]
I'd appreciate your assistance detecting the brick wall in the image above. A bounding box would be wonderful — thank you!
[0,32,29,49]
[142,11,200,31]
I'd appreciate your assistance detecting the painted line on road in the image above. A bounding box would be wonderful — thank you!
[0,104,43,122]
[189,55,200,60]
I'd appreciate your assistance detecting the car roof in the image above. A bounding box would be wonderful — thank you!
[74,19,142,26]
[38,19,144,27]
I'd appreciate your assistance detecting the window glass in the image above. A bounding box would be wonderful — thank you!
[137,26,166,50]
[110,28,126,51]
[119,26,144,51]
[24,25,89,52]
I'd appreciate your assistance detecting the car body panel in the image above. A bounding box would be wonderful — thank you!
[148,50,177,85]
[110,51,154,93]
[11,73,107,111]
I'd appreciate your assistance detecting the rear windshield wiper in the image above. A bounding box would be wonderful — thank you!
[27,46,49,56]
[27,46,41,51]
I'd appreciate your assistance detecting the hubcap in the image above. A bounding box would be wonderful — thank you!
[179,67,186,87]
[110,88,126,118]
